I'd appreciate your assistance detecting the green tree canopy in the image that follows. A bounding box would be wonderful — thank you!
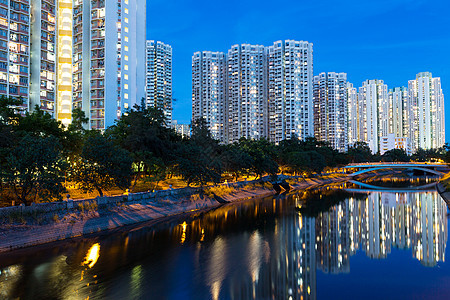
[70,131,133,197]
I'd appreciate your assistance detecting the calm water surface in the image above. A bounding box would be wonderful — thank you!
[0,180,449,299]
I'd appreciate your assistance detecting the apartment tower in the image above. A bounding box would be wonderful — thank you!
[226,44,267,143]
[347,82,359,146]
[408,72,445,151]
[145,40,172,125]
[313,72,348,152]
[357,80,388,153]
[268,40,314,143]
[73,0,146,130]
[0,0,30,109]
[191,51,226,142]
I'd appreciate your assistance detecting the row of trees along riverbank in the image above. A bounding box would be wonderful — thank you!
[1,96,449,206]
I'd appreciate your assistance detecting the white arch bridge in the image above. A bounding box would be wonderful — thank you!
[344,162,450,177]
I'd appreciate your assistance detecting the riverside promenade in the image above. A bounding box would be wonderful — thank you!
[0,176,348,254]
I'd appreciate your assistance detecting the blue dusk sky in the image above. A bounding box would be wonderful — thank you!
[146,0,450,142]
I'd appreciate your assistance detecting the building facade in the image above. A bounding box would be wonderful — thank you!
[145,40,172,125]
[408,72,445,151]
[356,80,389,153]
[347,82,359,147]
[313,72,348,152]
[226,44,267,144]
[192,51,226,142]
[268,40,314,143]
[390,87,409,139]
[0,0,30,109]
[73,0,146,130]
[172,120,190,137]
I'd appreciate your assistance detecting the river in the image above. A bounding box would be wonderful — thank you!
[0,178,449,299]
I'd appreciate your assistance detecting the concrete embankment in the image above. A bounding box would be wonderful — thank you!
[436,182,450,209]
[0,176,349,253]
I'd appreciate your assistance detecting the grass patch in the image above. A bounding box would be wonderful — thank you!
[204,185,236,198]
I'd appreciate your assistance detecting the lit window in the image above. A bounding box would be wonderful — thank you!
[124,93,129,99]
[125,36,129,42]
[124,84,128,90]
[124,55,128,61]
[125,27,129,33]
[124,18,129,23]
[124,46,128,52]
[124,74,128,80]
[125,8,129,14]
[124,65,128,70]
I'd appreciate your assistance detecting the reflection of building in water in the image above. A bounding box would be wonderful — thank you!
[348,192,447,266]
[411,193,448,267]
[200,197,318,300]
[270,212,317,300]
[316,200,350,273]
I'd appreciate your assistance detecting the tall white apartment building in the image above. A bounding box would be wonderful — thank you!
[357,80,388,153]
[0,0,30,109]
[268,40,314,143]
[192,51,226,142]
[145,40,172,125]
[408,72,445,151]
[73,0,146,130]
[313,72,348,152]
[347,82,359,146]
[226,44,267,144]
[390,87,409,139]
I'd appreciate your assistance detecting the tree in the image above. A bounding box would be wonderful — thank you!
[70,131,133,197]
[237,138,278,178]
[347,142,373,163]
[2,134,67,205]
[221,145,252,181]
[106,104,180,187]
[381,149,410,162]
[175,142,222,186]
[173,119,223,186]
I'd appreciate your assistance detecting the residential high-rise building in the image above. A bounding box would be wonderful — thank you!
[192,51,226,142]
[226,44,267,143]
[0,0,30,109]
[145,40,172,125]
[30,0,57,118]
[347,82,359,146]
[313,72,348,152]
[408,72,445,151]
[390,87,409,139]
[73,0,146,130]
[268,40,314,143]
[172,120,191,137]
[357,80,388,153]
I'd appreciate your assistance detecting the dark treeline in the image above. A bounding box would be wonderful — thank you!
[1,96,449,206]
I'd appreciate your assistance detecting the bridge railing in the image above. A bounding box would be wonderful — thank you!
[345,162,449,168]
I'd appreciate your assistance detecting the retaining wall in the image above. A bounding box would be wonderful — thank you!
[0,180,264,220]
[0,185,205,220]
